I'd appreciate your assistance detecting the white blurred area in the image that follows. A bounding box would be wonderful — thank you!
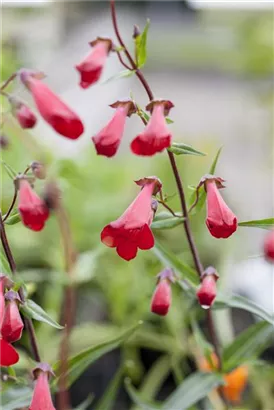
[2,0,273,317]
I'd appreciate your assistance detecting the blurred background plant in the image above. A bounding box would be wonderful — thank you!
[1,1,273,410]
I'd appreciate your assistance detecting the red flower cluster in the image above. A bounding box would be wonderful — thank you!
[101,180,157,260]
[18,179,49,231]
[29,363,56,410]
[0,279,23,367]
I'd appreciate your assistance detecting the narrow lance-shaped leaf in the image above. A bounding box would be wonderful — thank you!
[5,213,21,226]
[168,142,206,157]
[163,372,224,410]
[214,293,274,325]
[153,241,199,287]
[222,321,274,372]
[103,69,135,84]
[135,20,150,68]
[125,379,161,410]
[54,321,142,387]
[151,212,185,230]
[189,147,222,214]
[238,218,274,229]
[21,299,64,329]
[94,366,124,410]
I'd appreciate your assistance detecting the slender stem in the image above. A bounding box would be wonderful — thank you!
[55,196,77,410]
[109,0,223,373]
[116,50,132,70]
[158,191,178,218]
[0,73,17,91]
[3,185,18,222]
[0,211,41,362]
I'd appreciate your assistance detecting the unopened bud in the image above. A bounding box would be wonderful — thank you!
[31,161,46,180]
[196,267,219,309]
[133,25,141,39]
[0,134,9,149]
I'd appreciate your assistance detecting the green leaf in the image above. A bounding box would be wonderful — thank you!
[165,117,174,124]
[191,317,213,359]
[189,147,222,214]
[153,241,199,287]
[21,299,64,329]
[5,213,21,225]
[103,69,135,84]
[0,249,11,274]
[238,218,274,229]
[168,142,206,157]
[151,213,185,230]
[125,379,161,410]
[74,395,94,410]
[0,387,33,410]
[94,366,123,410]
[163,372,224,410]
[222,321,274,372]
[135,20,150,68]
[1,159,17,179]
[214,293,274,325]
[55,321,142,387]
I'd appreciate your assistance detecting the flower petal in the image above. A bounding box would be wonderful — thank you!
[0,339,19,367]
[116,239,138,261]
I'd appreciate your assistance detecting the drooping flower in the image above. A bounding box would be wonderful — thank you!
[92,100,136,157]
[150,269,175,316]
[76,37,112,89]
[18,179,49,231]
[196,267,219,309]
[30,364,56,410]
[131,99,174,156]
[1,291,24,343]
[264,229,274,263]
[205,176,237,239]
[15,104,37,129]
[0,338,19,367]
[20,71,84,139]
[199,353,248,404]
[101,180,157,261]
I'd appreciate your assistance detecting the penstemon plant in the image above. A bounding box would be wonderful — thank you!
[0,1,273,409]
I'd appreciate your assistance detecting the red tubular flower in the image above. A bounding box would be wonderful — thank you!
[264,229,274,263]
[101,181,156,261]
[92,100,136,157]
[20,71,84,139]
[131,99,174,156]
[205,178,237,239]
[76,37,112,89]
[0,338,19,366]
[196,267,219,309]
[30,364,56,410]
[1,291,24,343]
[18,179,49,231]
[15,104,37,129]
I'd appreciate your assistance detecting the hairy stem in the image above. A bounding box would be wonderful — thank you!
[110,0,223,372]
[0,211,41,362]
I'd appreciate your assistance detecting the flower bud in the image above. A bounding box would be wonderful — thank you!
[18,178,49,231]
[264,229,274,263]
[31,161,46,179]
[0,134,10,149]
[196,267,219,309]
[150,269,175,316]
[15,104,37,129]
[1,290,24,343]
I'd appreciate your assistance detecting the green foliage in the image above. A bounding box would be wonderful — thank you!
[135,20,150,68]
[151,212,185,230]
[238,218,274,229]
[168,142,206,157]
[21,299,64,329]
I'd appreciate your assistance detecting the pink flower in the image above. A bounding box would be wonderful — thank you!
[15,104,37,129]
[205,179,237,239]
[151,279,171,316]
[18,179,49,231]
[264,229,274,263]
[131,100,173,156]
[196,267,219,309]
[0,338,19,367]
[1,292,24,343]
[22,73,84,139]
[76,38,112,89]
[92,100,136,157]
[101,182,156,261]
[30,365,56,410]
